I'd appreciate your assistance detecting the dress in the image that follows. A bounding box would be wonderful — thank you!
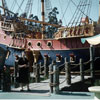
[18,57,29,84]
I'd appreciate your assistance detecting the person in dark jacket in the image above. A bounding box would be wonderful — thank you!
[18,51,30,91]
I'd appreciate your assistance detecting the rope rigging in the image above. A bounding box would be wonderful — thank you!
[58,0,67,25]
[44,0,52,22]
[67,0,93,27]
[1,0,94,29]
[10,0,16,11]
[67,0,82,27]
[86,0,92,17]
[16,0,25,13]
[78,0,89,25]
[24,0,34,18]
[15,0,23,13]
[74,0,88,26]
[37,0,40,17]
[68,0,85,27]
[61,0,71,23]
[71,0,87,27]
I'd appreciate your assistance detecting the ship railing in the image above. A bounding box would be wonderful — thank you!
[32,55,100,86]
[48,55,100,94]
[54,23,94,39]
[1,55,99,92]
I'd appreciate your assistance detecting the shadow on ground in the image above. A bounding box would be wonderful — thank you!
[11,89,49,94]
[61,79,92,92]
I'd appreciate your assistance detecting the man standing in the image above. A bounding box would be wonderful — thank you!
[18,51,30,91]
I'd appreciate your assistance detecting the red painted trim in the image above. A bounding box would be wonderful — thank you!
[0,33,90,50]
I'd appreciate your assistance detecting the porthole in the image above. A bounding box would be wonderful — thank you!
[47,41,52,47]
[37,41,41,47]
[28,41,32,46]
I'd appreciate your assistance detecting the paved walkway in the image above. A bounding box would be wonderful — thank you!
[12,75,67,96]
[11,75,91,95]
[0,91,94,99]
[0,75,93,99]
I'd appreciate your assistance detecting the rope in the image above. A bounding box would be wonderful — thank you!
[67,0,82,27]
[88,0,92,17]
[49,71,56,75]
[24,0,34,18]
[61,67,65,72]
[94,57,100,61]
[29,0,34,17]
[71,0,84,26]
[83,60,91,65]
[71,75,79,79]
[58,63,65,68]
[37,0,41,19]
[60,0,71,24]
[76,0,88,26]
[86,0,92,17]
[10,0,16,11]
[59,78,66,85]
[15,0,23,12]
[49,83,59,87]
[16,0,25,13]
[40,65,44,69]
[70,0,94,22]
[84,69,91,73]
[71,64,80,70]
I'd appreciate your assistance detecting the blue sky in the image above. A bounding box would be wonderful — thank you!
[0,0,99,26]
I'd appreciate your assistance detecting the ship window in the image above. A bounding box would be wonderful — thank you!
[47,41,52,47]
[37,41,41,47]
[28,42,32,46]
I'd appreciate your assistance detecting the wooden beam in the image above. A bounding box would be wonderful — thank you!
[19,17,60,27]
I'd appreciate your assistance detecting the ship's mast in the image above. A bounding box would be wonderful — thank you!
[41,0,45,38]
[98,0,100,24]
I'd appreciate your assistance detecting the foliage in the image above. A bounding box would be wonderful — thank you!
[48,7,59,24]
[46,7,59,38]
[19,7,60,37]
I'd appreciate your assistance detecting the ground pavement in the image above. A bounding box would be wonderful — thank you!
[0,75,94,99]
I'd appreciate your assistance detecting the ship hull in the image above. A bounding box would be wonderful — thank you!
[40,48,90,64]
[0,43,100,70]
[0,33,100,69]
[0,44,23,67]
[0,44,90,66]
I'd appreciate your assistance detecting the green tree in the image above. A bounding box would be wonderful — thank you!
[46,7,59,38]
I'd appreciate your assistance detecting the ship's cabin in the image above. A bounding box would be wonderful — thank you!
[0,21,14,32]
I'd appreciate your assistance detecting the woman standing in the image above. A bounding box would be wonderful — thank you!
[18,51,30,91]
